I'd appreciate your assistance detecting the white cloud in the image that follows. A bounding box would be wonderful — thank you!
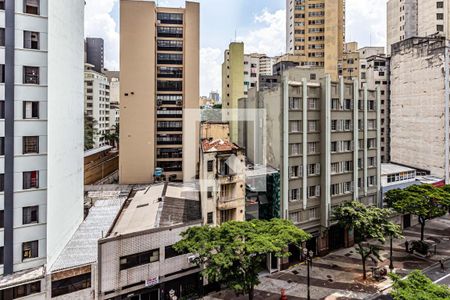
[85,0,119,70]
[346,0,386,48]
[200,47,222,96]
[238,9,286,56]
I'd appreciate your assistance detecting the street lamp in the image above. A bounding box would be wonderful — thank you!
[389,236,394,271]
[303,248,314,300]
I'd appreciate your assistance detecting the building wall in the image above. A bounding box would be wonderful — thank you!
[98,223,201,298]
[387,0,418,55]
[390,38,447,177]
[85,38,104,74]
[417,0,450,38]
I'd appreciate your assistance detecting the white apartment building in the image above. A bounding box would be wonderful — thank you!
[105,71,119,132]
[85,64,111,148]
[243,53,274,94]
[387,0,450,54]
[0,0,84,299]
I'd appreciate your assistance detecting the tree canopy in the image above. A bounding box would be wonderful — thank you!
[174,219,311,300]
[385,184,450,240]
[390,270,450,300]
[333,201,402,279]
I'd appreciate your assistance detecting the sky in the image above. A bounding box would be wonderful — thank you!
[85,0,387,96]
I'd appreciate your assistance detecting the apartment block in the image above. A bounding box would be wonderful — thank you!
[387,0,450,55]
[105,71,120,132]
[0,0,84,298]
[120,0,200,184]
[286,0,345,79]
[243,67,381,254]
[199,122,245,226]
[85,37,104,74]
[85,64,111,148]
[342,42,360,81]
[221,42,274,142]
[98,183,203,300]
[359,47,390,163]
[390,37,450,181]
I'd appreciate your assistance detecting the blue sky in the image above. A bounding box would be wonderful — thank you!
[86,0,386,96]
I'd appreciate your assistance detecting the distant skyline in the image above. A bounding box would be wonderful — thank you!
[85,0,386,96]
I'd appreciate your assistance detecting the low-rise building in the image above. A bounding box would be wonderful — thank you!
[98,183,203,300]
[199,124,246,226]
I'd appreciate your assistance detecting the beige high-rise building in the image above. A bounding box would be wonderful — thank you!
[286,0,345,79]
[119,1,200,184]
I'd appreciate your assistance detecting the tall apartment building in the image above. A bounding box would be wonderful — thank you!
[85,64,111,148]
[387,0,450,55]
[85,37,104,74]
[243,68,381,254]
[222,42,274,142]
[120,0,200,184]
[359,47,390,163]
[286,0,345,79]
[199,122,246,226]
[0,0,84,297]
[342,42,360,81]
[390,37,450,182]
[105,71,120,132]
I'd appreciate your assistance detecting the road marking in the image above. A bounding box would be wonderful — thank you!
[434,272,450,283]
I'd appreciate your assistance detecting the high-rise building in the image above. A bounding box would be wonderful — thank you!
[222,42,274,142]
[286,0,345,79]
[242,67,381,254]
[387,0,450,55]
[120,0,200,184]
[85,64,111,148]
[105,71,120,132]
[0,0,84,295]
[390,37,450,182]
[85,37,105,74]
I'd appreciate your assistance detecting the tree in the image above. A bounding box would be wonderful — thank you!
[84,113,97,150]
[332,201,402,280]
[385,185,450,241]
[389,270,450,300]
[174,219,311,300]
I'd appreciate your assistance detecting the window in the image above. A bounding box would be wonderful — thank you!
[308,185,320,198]
[290,188,299,201]
[0,174,3,192]
[24,0,39,14]
[308,120,319,132]
[368,176,376,187]
[23,206,38,224]
[437,25,444,32]
[308,98,319,110]
[0,101,4,119]
[307,163,320,176]
[0,28,4,47]
[289,120,300,133]
[23,101,39,119]
[220,209,235,223]
[207,160,213,172]
[24,31,39,50]
[157,13,183,25]
[157,81,182,92]
[207,186,213,198]
[157,53,182,65]
[331,120,337,131]
[437,13,444,20]
[367,138,376,149]
[0,0,3,10]
[13,281,41,299]
[0,137,4,156]
[308,142,319,154]
[331,141,337,152]
[23,66,39,84]
[0,64,4,83]
[157,39,183,51]
[290,165,299,178]
[157,66,182,78]
[51,273,91,298]
[23,171,39,189]
[165,245,184,259]
[157,26,183,38]
[120,249,160,270]
[0,210,3,228]
[309,208,318,220]
[289,212,300,223]
[289,97,300,110]
[22,240,38,260]
[207,212,213,224]
[0,247,3,265]
[437,1,444,8]
[23,136,39,154]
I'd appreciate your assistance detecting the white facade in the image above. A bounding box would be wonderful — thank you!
[85,64,111,148]
[108,77,119,131]
[243,53,273,94]
[0,1,84,296]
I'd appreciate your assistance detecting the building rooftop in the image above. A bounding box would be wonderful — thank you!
[84,145,112,157]
[246,164,279,178]
[381,163,416,176]
[0,266,44,289]
[50,198,123,272]
[108,183,201,237]
[201,138,240,153]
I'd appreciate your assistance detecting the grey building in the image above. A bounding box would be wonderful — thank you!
[241,67,381,257]
[86,37,105,73]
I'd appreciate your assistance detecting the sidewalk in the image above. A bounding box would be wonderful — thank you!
[207,214,450,300]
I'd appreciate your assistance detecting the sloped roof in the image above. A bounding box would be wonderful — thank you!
[202,138,240,152]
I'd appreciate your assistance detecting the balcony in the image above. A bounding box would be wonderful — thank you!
[217,196,245,210]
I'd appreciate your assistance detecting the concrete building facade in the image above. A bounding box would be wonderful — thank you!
[390,37,450,181]
[0,0,85,298]
[243,68,381,254]
[85,64,111,148]
[286,0,345,79]
[119,0,200,184]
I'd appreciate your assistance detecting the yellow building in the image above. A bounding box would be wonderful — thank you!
[222,42,244,143]
[119,1,200,184]
[286,0,345,80]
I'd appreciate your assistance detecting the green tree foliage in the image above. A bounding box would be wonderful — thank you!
[84,113,96,150]
[385,185,450,241]
[174,219,311,300]
[333,201,402,280]
[389,270,450,300]
[103,124,119,148]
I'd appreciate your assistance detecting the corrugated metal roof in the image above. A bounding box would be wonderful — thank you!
[50,198,122,272]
